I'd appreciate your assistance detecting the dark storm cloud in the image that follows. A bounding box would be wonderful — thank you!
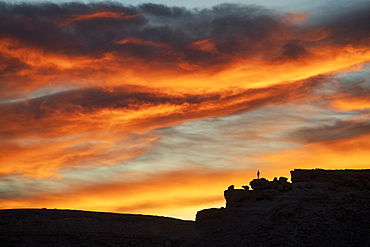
[0,1,369,68]
[280,41,311,60]
[0,1,146,57]
[0,2,285,65]
[137,3,279,40]
[314,3,370,46]
[136,4,284,64]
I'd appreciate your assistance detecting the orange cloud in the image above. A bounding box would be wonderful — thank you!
[284,12,309,23]
[60,11,142,27]
[331,97,370,111]
[188,39,218,54]
[0,77,322,178]
[0,134,156,178]
[113,37,168,48]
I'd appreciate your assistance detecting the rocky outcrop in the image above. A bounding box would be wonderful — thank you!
[250,178,270,190]
[193,169,370,247]
[224,176,292,207]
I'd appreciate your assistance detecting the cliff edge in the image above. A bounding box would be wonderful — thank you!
[191,169,370,247]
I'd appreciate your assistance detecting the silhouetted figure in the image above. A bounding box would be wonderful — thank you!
[257,170,260,179]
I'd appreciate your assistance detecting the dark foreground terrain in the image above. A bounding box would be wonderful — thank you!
[1,169,370,247]
[0,209,195,247]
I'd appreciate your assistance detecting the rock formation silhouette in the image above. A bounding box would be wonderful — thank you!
[1,169,369,247]
[193,169,370,247]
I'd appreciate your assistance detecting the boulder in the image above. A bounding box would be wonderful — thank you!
[224,189,252,207]
[278,177,288,183]
[250,178,270,190]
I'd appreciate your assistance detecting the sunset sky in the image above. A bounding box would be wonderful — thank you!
[1,0,370,220]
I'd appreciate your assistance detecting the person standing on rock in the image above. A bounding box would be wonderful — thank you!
[257,170,260,179]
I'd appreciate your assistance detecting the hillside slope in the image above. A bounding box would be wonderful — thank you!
[0,209,195,247]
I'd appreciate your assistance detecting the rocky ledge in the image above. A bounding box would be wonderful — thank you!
[192,169,370,247]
